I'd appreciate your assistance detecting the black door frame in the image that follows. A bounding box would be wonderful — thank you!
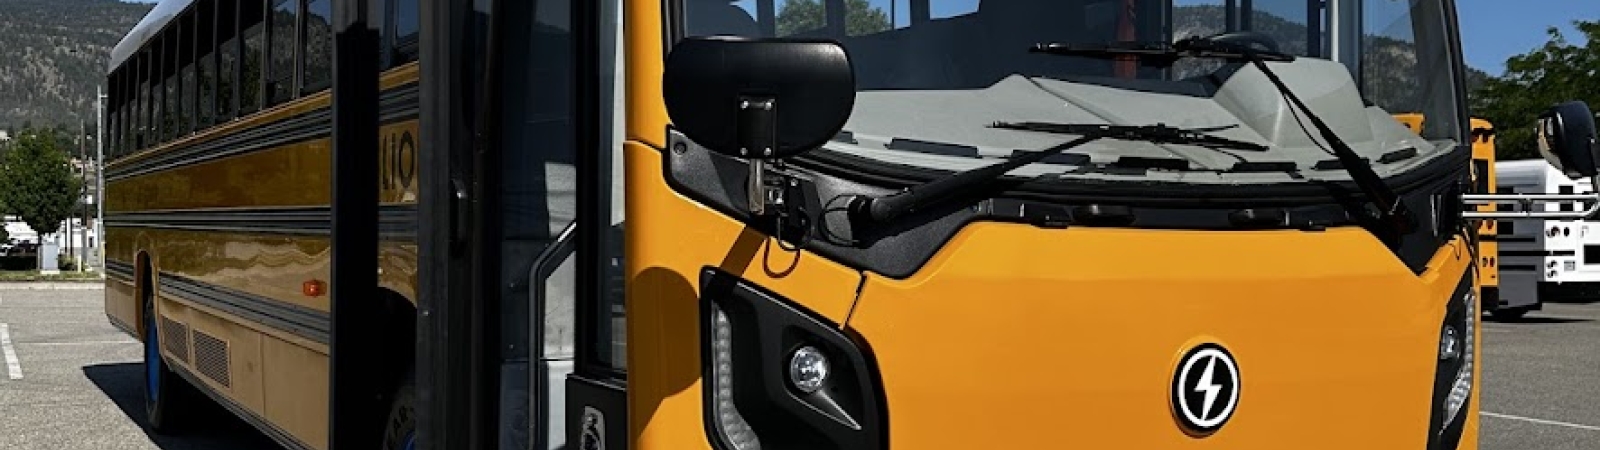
[329,0,381,448]
[417,0,493,448]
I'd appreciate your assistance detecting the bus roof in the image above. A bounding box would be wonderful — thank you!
[107,0,190,74]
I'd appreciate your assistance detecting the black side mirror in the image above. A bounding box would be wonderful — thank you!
[663,36,856,159]
[1537,101,1600,178]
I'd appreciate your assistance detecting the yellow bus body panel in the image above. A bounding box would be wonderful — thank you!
[845,225,1478,447]
[624,141,867,448]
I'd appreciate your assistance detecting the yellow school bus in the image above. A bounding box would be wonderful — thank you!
[104,0,1600,449]
[1469,119,1507,317]
[1403,115,1505,318]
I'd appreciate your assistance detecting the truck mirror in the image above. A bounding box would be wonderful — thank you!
[1537,101,1600,178]
[662,36,856,159]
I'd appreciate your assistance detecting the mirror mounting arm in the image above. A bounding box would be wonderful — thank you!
[740,96,780,216]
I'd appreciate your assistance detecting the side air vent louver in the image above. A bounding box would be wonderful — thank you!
[159,316,190,363]
[191,330,231,388]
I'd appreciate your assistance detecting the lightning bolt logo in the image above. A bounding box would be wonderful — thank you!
[1193,356,1223,419]
[1174,344,1238,433]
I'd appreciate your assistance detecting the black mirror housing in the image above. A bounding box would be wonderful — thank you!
[1537,101,1600,178]
[663,36,856,159]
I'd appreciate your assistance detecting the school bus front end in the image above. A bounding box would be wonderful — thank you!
[624,0,1484,448]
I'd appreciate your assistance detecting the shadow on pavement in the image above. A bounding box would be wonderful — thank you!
[82,363,280,450]
[1483,315,1594,325]
[1538,297,1600,305]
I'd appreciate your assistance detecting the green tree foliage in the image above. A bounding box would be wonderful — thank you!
[0,128,83,237]
[1470,21,1600,160]
[776,0,891,36]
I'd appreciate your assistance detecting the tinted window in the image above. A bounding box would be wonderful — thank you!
[196,3,215,128]
[268,0,298,105]
[393,0,418,65]
[218,0,240,121]
[241,0,266,114]
[137,53,149,150]
[304,0,333,93]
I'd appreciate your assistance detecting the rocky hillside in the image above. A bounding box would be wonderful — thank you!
[0,0,152,131]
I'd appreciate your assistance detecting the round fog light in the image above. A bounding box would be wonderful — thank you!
[789,346,830,393]
[1440,325,1459,361]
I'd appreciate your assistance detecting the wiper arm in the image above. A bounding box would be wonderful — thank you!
[992,122,1268,151]
[847,123,1259,225]
[1032,34,1416,241]
[1031,37,1296,64]
[1169,36,1417,239]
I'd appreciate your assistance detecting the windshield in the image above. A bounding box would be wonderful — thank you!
[679,0,1465,186]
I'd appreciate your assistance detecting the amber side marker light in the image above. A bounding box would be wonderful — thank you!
[304,279,326,297]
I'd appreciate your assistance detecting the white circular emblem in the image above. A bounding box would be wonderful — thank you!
[1172,344,1240,433]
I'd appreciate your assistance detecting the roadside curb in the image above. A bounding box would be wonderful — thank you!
[0,281,104,290]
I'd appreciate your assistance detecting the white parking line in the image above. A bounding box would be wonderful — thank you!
[0,323,20,379]
[16,340,137,347]
[1483,411,1600,431]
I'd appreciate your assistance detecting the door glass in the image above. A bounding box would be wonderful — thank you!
[500,0,577,364]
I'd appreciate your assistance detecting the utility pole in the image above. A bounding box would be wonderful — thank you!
[96,86,105,275]
[77,120,85,272]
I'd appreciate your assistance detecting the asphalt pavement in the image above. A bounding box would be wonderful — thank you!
[1480,299,1600,449]
[0,287,1595,449]
[0,287,275,450]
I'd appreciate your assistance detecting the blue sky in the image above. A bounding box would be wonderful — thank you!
[121,0,1591,75]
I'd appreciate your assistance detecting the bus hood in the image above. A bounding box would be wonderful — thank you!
[844,223,1477,448]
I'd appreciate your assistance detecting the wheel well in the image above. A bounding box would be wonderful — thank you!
[374,288,417,394]
[135,252,154,336]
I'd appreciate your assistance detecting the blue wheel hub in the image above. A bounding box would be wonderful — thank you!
[145,311,159,400]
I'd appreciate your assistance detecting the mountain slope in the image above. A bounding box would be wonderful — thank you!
[0,0,153,131]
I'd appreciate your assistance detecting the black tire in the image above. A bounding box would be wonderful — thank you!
[381,370,417,450]
[143,292,197,434]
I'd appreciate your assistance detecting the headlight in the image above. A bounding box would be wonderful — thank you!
[1428,276,1475,450]
[1440,290,1474,428]
[700,268,885,450]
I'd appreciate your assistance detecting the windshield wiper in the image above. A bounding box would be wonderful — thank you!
[993,122,1268,151]
[1032,34,1416,241]
[847,123,1260,225]
[1030,37,1296,64]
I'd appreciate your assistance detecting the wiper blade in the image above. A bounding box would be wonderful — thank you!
[992,121,1268,151]
[848,123,1252,225]
[1031,36,1295,64]
[1034,33,1415,243]
[1195,38,1417,241]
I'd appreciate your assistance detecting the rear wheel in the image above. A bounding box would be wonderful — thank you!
[143,290,195,433]
[381,370,417,450]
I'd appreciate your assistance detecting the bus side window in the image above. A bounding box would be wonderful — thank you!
[304,0,333,94]
[136,51,148,150]
[1561,185,1575,212]
[197,0,216,130]
[179,11,195,137]
[152,37,165,144]
[218,0,240,122]
[241,0,267,115]
[164,33,180,143]
[267,0,298,106]
[392,0,418,65]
